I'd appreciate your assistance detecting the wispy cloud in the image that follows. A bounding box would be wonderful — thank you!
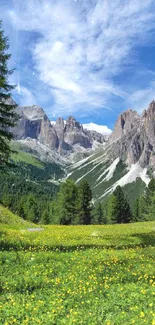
[128,81,155,113]
[6,0,155,116]
[15,86,37,107]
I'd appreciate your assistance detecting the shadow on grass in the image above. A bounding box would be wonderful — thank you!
[0,231,155,252]
[132,232,155,247]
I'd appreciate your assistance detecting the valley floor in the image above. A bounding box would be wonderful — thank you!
[0,222,155,325]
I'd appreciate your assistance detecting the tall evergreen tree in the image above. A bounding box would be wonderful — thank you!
[142,179,155,221]
[77,180,92,224]
[113,186,132,223]
[148,194,155,221]
[53,179,78,225]
[92,202,104,224]
[0,20,17,166]
[107,193,118,224]
[133,198,140,221]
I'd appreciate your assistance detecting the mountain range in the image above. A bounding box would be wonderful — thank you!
[10,99,155,203]
[11,100,107,165]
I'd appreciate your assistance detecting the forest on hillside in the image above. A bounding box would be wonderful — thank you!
[0,168,155,225]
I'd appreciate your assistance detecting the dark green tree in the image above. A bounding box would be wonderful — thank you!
[133,198,140,221]
[23,194,38,223]
[0,20,17,166]
[41,208,50,225]
[53,179,78,225]
[137,179,155,221]
[147,179,155,195]
[113,186,132,223]
[148,194,155,221]
[142,179,155,221]
[92,202,104,224]
[107,194,118,224]
[77,180,92,224]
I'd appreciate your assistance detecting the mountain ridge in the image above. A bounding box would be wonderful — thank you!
[11,102,107,163]
[9,98,155,203]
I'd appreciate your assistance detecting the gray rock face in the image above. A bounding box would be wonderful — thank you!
[109,100,155,169]
[84,129,105,144]
[12,99,155,169]
[13,106,59,149]
[64,116,91,148]
[12,105,105,155]
[109,109,140,143]
[54,117,65,152]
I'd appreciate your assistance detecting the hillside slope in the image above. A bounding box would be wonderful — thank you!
[0,205,35,228]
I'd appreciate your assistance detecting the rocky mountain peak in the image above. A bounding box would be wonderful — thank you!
[109,109,140,143]
[55,117,65,128]
[21,105,45,120]
[65,116,83,132]
[142,100,155,120]
[147,100,155,115]
[107,100,155,169]
[13,104,59,149]
[12,103,106,158]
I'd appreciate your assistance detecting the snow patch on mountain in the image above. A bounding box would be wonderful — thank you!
[93,158,119,188]
[76,160,105,184]
[98,162,150,200]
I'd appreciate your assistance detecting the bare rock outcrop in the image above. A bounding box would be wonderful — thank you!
[109,100,155,169]
[12,105,59,149]
[12,106,105,155]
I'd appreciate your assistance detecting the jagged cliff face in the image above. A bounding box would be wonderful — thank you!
[12,99,155,170]
[9,99,155,201]
[13,106,59,149]
[109,100,155,169]
[64,116,91,148]
[12,105,106,157]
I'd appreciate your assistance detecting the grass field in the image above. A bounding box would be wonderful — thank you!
[11,142,43,168]
[0,219,155,325]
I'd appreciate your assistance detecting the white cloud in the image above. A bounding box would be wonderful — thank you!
[83,122,112,135]
[9,0,155,115]
[50,121,56,125]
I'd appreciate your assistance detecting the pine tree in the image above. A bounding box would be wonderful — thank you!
[77,180,92,224]
[0,20,17,166]
[107,194,118,224]
[138,179,155,221]
[92,202,104,224]
[148,194,155,221]
[54,179,78,225]
[133,198,140,221]
[41,208,50,224]
[147,179,155,195]
[113,186,132,223]
[143,179,155,221]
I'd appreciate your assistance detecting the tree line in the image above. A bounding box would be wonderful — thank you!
[1,172,154,225]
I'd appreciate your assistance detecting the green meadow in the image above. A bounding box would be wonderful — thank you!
[0,212,155,325]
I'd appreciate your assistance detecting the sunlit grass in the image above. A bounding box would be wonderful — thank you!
[0,221,155,324]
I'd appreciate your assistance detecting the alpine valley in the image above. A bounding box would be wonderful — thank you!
[6,98,155,205]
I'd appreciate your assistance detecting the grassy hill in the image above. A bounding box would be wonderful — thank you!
[0,221,155,324]
[0,204,35,229]
[10,141,65,180]
[11,141,44,168]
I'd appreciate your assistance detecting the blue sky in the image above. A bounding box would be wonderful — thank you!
[1,0,155,133]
